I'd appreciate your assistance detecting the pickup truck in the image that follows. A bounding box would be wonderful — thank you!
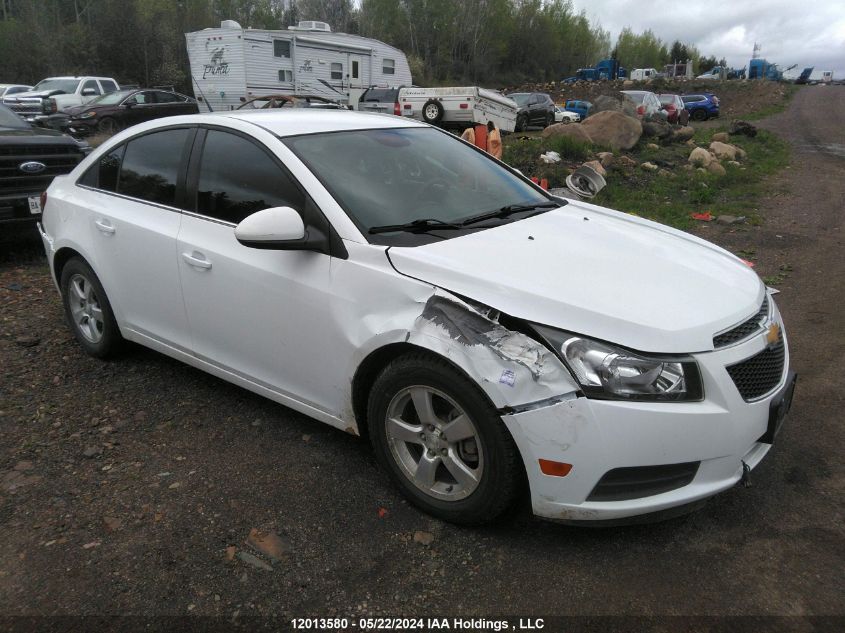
[0,103,89,224]
[2,76,120,122]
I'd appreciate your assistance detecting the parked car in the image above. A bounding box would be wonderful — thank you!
[62,89,199,136]
[237,94,346,111]
[621,90,666,119]
[356,87,403,116]
[554,105,579,124]
[682,93,720,121]
[657,94,690,125]
[38,110,794,525]
[0,104,88,224]
[564,99,591,119]
[0,84,33,98]
[2,76,120,122]
[506,92,555,130]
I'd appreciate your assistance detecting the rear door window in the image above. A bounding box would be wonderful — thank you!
[194,130,305,225]
[117,128,191,207]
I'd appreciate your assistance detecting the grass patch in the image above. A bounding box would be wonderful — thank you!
[591,129,789,230]
[502,133,595,188]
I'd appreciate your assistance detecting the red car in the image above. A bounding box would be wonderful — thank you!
[657,94,690,125]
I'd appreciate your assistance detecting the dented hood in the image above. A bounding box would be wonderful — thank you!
[387,202,764,353]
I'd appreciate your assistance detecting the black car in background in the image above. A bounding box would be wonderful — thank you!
[61,89,198,136]
[0,104,89,224]
[506,92,555,131]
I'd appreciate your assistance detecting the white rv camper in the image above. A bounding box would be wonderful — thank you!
[186,20,412,112]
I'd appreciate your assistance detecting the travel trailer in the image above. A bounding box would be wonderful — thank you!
[186,20,412,112]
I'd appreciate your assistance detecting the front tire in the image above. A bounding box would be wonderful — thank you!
[692,109,708,121]
[97,117,120,134]
[60,257,124,358]
[368,353,523,525]
[515,113,528,132]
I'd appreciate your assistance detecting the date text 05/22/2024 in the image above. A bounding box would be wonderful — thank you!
[290,618,546,631]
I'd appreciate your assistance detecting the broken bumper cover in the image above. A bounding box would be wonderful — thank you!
[502,327,791,522]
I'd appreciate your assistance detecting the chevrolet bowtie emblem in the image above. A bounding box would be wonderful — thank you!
[766,322,781,346]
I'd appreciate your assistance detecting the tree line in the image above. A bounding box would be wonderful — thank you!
[0,0,726,93]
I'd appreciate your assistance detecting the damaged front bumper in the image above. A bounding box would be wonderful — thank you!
[501,324,791,523]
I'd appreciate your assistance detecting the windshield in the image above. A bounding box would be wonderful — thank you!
[32,79,81,94]
[508,93,530,106]
[88,90,134,106]
[0,104,28,128]
[284,127,551,244]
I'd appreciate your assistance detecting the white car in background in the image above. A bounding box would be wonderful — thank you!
[37,111,795,525]
[554,105,580,123]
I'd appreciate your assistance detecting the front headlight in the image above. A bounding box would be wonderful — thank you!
[533,326,703,401]
[78,111,97,119]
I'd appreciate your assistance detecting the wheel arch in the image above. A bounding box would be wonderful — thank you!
[351,342,494,440]
[53,246,86,284]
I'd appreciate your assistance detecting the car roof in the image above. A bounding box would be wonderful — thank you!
[215,109,426,136]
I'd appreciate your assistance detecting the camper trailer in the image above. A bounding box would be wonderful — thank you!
[186,20,412,112]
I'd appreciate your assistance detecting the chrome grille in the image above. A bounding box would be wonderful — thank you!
[713,296,770,348]
[726,333,786,401]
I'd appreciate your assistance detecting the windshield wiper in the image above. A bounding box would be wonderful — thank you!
[459,201,559,227]
[368,218,465,234]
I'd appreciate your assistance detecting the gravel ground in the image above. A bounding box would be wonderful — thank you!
[0,86,843,630]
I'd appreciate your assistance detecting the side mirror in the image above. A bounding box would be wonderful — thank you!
[235,206,306,249]
[124,101,135,108]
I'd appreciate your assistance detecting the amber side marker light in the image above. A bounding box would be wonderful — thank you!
[539,459,573,477]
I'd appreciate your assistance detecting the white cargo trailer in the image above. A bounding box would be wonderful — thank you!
[186,20,412,112]
[398,87,518,133]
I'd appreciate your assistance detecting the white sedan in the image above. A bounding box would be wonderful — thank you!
[554,105,580,123]
[37,110,795,525]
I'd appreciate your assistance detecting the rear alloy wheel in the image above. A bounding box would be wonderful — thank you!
[368,354,523,524]
[60,258,123,358]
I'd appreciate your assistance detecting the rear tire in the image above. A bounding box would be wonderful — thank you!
[515,114,528,132]
[692,109,708,121]
[60,257,124,359]
[367,353,523,525]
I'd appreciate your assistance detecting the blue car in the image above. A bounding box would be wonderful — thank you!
[681,93,720,121]
[564,99,592,119]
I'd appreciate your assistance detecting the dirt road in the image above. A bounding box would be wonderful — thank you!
[1,86,843,627]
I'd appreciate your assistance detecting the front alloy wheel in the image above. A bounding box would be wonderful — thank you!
[385,386,484,501]
[368,353,523,524]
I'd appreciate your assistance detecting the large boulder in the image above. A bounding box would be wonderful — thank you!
[688,147,713,167]
[707,161,727,176]
[580,111,642,150]
[642,116,673,139]
[590,94,638,119]
[541,122,593,144]
[712,132,730,143]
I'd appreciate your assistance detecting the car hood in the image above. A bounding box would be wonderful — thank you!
[387,201,764,353]
[4,89,62,100]
[0,125,65,138]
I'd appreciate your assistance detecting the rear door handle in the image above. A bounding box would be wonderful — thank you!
[94,219,115,234]
[182,251,212,270]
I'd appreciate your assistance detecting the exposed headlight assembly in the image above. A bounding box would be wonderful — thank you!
[78,111,97,119]
[533,325,703,401]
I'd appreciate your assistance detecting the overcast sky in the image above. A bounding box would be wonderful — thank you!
[571,0,845,77]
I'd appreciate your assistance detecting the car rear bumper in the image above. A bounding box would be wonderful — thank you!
[502,309,792,523]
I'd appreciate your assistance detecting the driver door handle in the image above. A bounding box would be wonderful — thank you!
[94,219,115,234]
[182,251,212,270]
